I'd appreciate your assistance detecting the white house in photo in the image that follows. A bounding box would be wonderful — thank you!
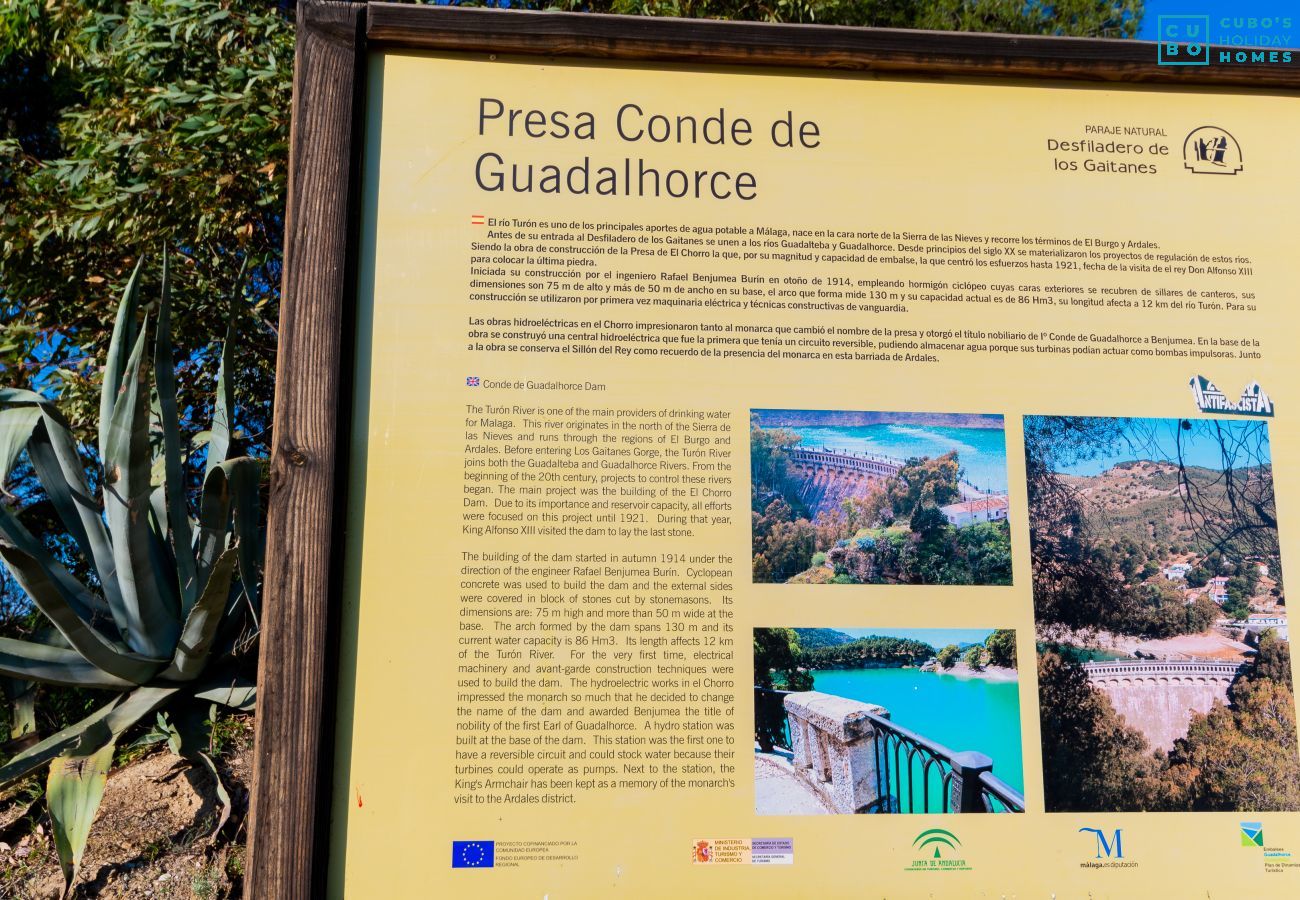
[1163,563,1192,580]
[940,495,1009,528]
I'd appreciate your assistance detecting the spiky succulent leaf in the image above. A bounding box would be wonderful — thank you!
[160,548,237,682]
[193,680,255,711]
[0,637,132,689]
[25,415,121,615]
[99,257,145,465]
[227,458,261,616]
[0,402,40,484]
[195,750,232,842]
[0,685,179,790]
[0,543,164,684]
[194,461,232,598]
[205,310,237,480]
[48,736,115,898]
[0,504,106,625]
[153,250,199,610]
[0,697,121,788]
[103,319,179,658]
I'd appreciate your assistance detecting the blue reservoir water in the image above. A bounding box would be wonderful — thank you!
[780,423,1009,493]
[810,667,1024,796]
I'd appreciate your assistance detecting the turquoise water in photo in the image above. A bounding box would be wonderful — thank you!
[811,667,1024,795]
[781,423,1009,493]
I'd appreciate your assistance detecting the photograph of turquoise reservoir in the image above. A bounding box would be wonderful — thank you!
[754,627,1025,814]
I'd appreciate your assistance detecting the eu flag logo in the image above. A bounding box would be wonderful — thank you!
[452,840,495,868]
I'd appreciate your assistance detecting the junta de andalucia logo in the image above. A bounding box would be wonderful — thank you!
[905,828,970,872]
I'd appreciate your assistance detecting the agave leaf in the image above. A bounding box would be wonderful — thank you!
[0,684,179,791]
[0,543,165,684]
[0,403,40,484]
[0,637,134,689]
[4,677,36,741]
[195,750,232,842]
[25,416,120,616]
[227,457,261,616]
[193,679,255,711]
[153,251,199,610]
[193,463,231,598]
[0,696,121,788]
[99,257,145,465]
[0,503,106,623]
[48,736,115,898]
[159,549,237,682]
[205,260,243,480]
[103,318,179,658]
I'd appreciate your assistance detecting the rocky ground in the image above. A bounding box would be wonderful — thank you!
[0,716,251,899]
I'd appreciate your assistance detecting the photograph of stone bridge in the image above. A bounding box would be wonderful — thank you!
[1027,414,1299,813]
[751,409,1012,585]
[753,627,1025,815]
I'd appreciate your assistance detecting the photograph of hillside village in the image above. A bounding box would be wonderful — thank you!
[1026,415,1298,812]
[753,627,1024,815]
[750,409,1012,585]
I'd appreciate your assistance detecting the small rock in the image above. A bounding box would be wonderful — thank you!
[157,873,171,882]
[15,846,29,858]
[0,841,10,852]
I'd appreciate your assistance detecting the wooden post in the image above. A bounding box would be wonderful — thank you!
[246,3,365,898]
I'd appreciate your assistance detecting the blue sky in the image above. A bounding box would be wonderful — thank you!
[1047,417,1272,476]
[839,628,996,647]
[1139,2,1297,46]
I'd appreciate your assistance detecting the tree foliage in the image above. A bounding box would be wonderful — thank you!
[541,0,1142,37]
[1025,416,1282,639]
[801,634,934,669]
[1037,651,1167,812]
[0,0,292,439]
[1038,647,1300,812]
[984,628,1016,668]
[753,627,812,691]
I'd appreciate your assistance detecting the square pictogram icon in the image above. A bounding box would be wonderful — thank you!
[1158,15,1210,66]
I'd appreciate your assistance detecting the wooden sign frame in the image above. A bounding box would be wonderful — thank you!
[246,3,1300,895]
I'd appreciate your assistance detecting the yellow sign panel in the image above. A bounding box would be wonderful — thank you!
[331,50,1300,897]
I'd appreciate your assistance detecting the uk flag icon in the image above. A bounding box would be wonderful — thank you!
[466,376,480,387]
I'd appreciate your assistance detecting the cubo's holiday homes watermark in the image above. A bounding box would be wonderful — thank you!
[1158,14,1296,65]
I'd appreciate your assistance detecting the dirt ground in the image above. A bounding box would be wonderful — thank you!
[0,719,251,899]
[1133,632,1254,661]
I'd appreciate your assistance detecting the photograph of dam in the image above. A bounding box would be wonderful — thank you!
[750,409,1011,585]
[1025,414,1298,812]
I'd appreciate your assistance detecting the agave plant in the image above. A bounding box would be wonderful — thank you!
[0,256,260,894]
